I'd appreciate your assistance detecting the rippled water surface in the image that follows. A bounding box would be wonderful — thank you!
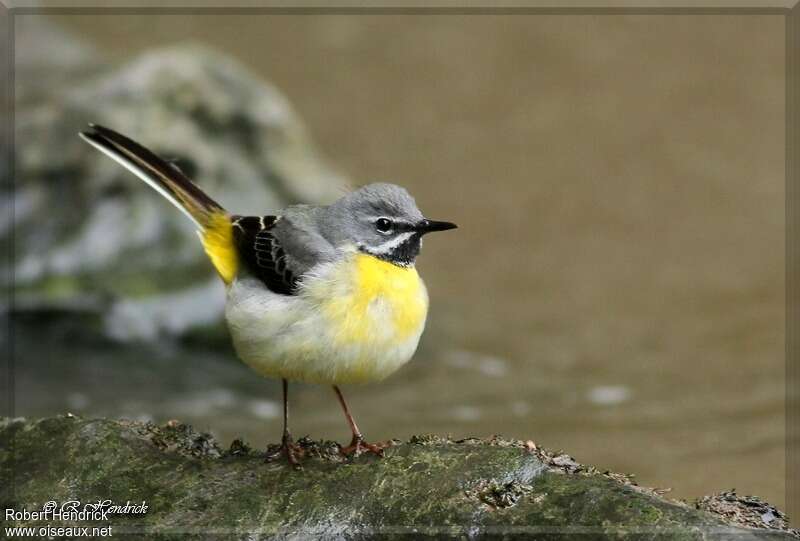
[19,14,787,509]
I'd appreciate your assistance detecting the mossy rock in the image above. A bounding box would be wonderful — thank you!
[1,416,794,539]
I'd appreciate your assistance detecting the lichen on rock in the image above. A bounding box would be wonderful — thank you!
[1,416,795,539]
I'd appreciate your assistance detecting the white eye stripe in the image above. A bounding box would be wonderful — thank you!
[368,231,416,254]
[368,216,414,227]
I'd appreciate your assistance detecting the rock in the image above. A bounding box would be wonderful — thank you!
[696,491,795,533]
[8,19,348,341]
[1,416,796,539]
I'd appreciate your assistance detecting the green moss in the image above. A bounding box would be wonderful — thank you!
[2,416,793,539]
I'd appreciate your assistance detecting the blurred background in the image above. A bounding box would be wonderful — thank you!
[9,13,785,509]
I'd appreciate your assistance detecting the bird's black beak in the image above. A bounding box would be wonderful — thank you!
[415,219,458,235]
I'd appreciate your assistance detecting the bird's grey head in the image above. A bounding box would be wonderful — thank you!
[319,183,457,267]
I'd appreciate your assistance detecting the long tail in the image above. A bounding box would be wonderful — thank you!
[79,124,238,284]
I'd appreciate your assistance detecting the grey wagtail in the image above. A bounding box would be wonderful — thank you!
[79,124,457,466]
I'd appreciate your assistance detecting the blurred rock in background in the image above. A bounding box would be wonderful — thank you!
[8,17,348,341]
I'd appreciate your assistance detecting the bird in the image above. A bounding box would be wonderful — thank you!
[79,124,457,467]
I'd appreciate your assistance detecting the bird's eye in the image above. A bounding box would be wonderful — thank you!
[375,218,393,234]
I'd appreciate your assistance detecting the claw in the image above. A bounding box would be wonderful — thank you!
[265,434,305,469]
[339,434,391,458]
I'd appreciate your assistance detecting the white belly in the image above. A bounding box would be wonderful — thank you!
[224,254,429,385]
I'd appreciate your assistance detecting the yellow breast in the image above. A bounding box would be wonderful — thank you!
[319,253,429,347]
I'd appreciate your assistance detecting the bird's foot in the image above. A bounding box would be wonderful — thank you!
[265,434,305,469]
[339,434,391,458]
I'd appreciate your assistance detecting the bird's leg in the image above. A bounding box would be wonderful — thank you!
[333,385,389,457]
[265,379,304,467]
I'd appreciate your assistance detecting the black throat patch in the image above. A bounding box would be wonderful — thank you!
[362,232,422,267]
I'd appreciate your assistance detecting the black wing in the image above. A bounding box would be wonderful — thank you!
[232,215,299,295]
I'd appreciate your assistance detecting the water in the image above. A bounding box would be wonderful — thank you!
[21,13,787,509]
